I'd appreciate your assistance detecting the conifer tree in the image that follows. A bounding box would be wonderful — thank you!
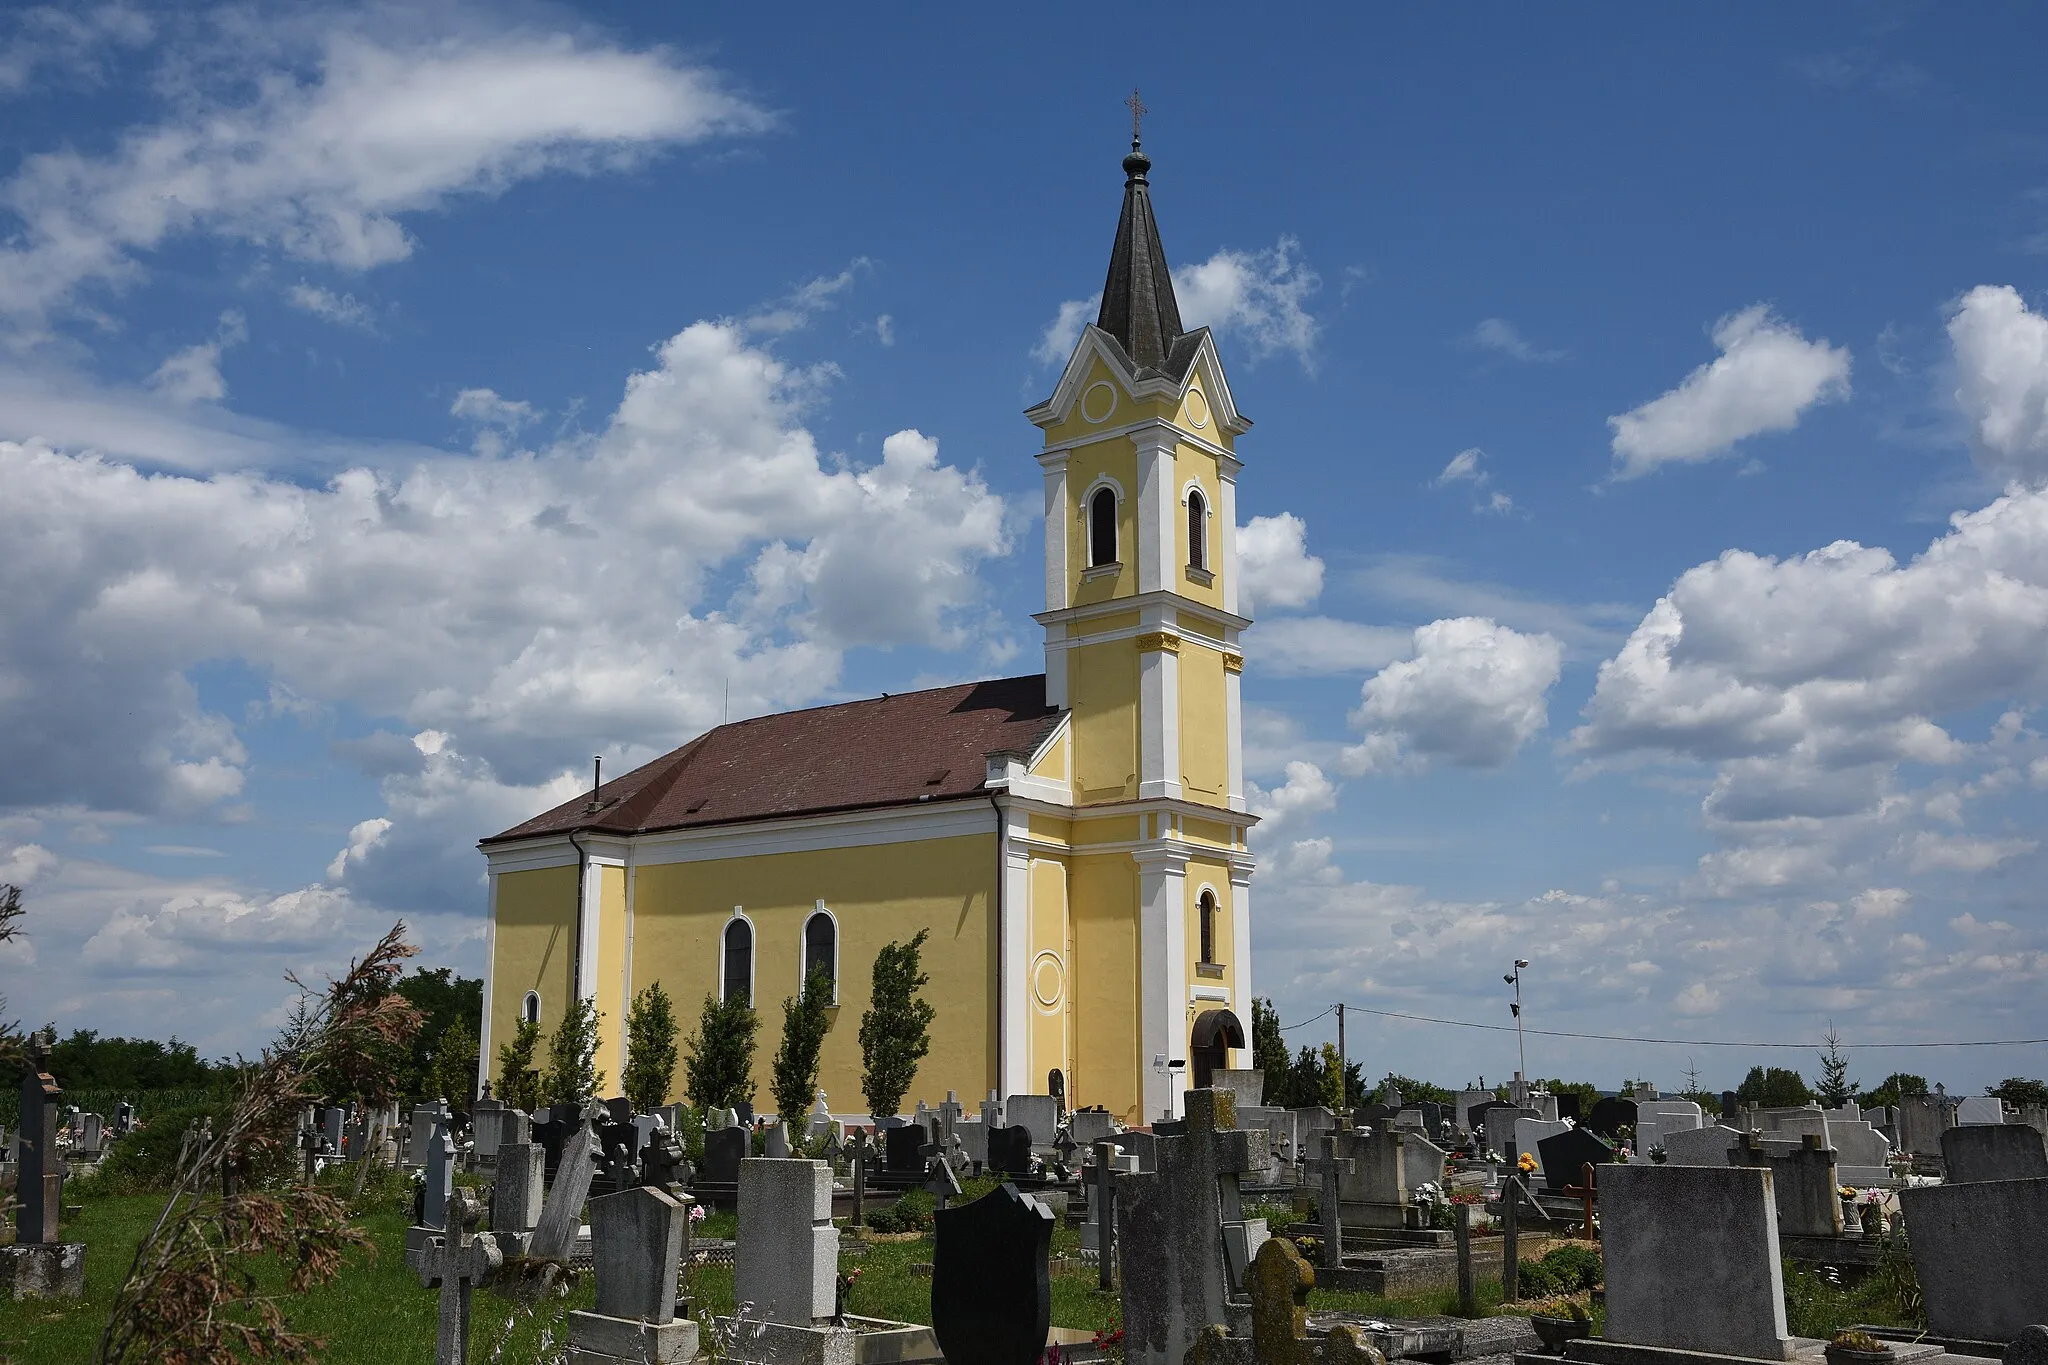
[621,981,682,1115]
[428,1016,479,1108]
[1317,1041,1344,1111]
[772,968,836,1122]
[1815,1023,1858,1108]
[539,997,602,1106]
[860,928,935,1120]
[1250,997,1288,1103]
[496,1018,543,1110]
[683,991,759,1111]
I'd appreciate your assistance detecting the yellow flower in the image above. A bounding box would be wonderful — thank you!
[1518,1153,1538,1173]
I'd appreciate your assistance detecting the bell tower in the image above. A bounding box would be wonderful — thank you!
[1022,117,1256,1123]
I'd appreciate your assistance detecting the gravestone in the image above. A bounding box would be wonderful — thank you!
[1513,1118,1571,1171]
[763,1119,791,1159]
[530,1102,603,1265]
[701,1125,748,1186]
[1634,1100,1705,1154]
[491,1141,545,1246]
[1484,1106,1539,1162]
[417,1187,502,1365]
[987,1123,1035,1176]
[1660,1124,1741,1167]
[1941,1123,2048,1183]
[0,1034,85,1300]
[1210,1069,1269,1111]
[885,1121,929,1176]
[1183,1235,1380,1365]
[932,1182,1054,1365]
[1587,1096,1638,1140]
[1557,1092,1583,1123]
[1900,1175,2048,1340]
[77,1113,104,1159]
[1115,1089,1253,1365]
[1957,1095,2006,1126]
[639,1127,691,1196]
[471,1098,505,1162]
[1307,1132,1353,1270]
[1536,1128,1613,1192]
[1897,1094,1952,1155]
[1005,1093,1060,1147]
[1600,1164,1794,1361]
[1070,1109,1117,1147]
[734,1158,837,1325]
[567,1183,698,1364]
[409,1100,450,1166]
[1455,1089,1493,1131]
[323,1106,345,1156]
[422,1122,455,1229]
[1735,1132,1841,1237]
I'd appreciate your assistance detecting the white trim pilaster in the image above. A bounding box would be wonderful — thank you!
[618,863,637,1083]
[1135,846,1190,1124]
[999,802,1034,1098]
[1042,453,1070,614]
[576,856,603,1003]
[1229,861,1254,1051]
[1132,426,1177,595]
[478,871,499,1096]
[1217,461,1241,617]
[1138,641,1182,802]
[1225,662,1246,813]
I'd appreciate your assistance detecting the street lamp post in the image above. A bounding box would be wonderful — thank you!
[1504,960,1530,1101]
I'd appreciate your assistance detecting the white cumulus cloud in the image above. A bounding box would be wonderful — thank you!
[1175,236,1321,371]
[1608,305,1851,478]
[1947,284,2048,487]
[1342,617,1563,774]
[1238,513,1323,614]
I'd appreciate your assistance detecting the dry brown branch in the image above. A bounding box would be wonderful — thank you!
[97,923,425,1365]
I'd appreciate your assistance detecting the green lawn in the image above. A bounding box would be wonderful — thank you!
[1,1186,1535,1364]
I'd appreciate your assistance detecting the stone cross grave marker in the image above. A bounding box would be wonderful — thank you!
[16,1032,62,1246]
[417,1187,501,1365]
[1116,1088,1253,1365]
[530,1101,604,1263]
[1185,1235,1382,1365]
[1307,1132,1353,1270]
[920,1129,963,1207]
[931,1182,1054,1365]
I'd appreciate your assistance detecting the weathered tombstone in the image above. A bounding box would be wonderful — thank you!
[471,1097,505,1162]
[1513,1117,1572,1172]
[529,1101,603,1264]
[1941,1123,2048,1183]
[1183,1235,1381,1365]
[1735,1132,1841,1237]
[417,1187,502,1365]
[1308,1132,1353,1270]
[0,1034,85,1300]
[932,1183,1053,1365]
[1115,1089,1253,1365]
[322,1106,345,1157]
[1901,1176,2048,1341]
[1897,1094,1953,1155]
[987,1123,1035,1177]
[1600,1165,1793,1361]
[421,1121,455,1230]
[701,1124,747,1186]
[1455,1089,1493,1132]
[1484,1106,1539,1162]
[763,1119,791,1159]
[1957,1095,2006,1126]
[1661,1124,1741,1167]
[1537,1127,1613,1192]
[1069,1109,1117,1147]
[567,1183,699,1364]
[1086,1139,1137,1289]
[1634,1099,1705,1154]
[1210,1069,1268,1111]
[1005,1093,1060,1147]
[409,1100,449,1166]
[1587,1096,1638,1141]
[491,1141,545,1249]
[730,1158,851,1358]
[848,1128,869,1227]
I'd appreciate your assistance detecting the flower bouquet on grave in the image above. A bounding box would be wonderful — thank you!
[1529,1298,1592,1354]
[1517,1153,1538,1175]
[1825,1329,1894,1365]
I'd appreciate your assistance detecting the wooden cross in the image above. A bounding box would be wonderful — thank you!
[1126,88,1147,144]
[417,1187,502,1365]
[1561,1161,1599,1242]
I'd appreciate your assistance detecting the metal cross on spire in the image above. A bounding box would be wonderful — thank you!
[1126,88,1148,148]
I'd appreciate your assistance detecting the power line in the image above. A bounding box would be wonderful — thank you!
[1277,1006,1335,1033]
[1335,1002,2048,1050]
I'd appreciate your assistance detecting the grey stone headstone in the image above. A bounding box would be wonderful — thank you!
[1957,1095,2006,1126]
[1901,1175,2048,1340]
[1601,1164,1793,1361]
[1661,1124,1741,1166]
[470,1099,505,1160]
[1485,1106,1539,1160]
[1004,1094,1059,1147]
[492,1143,544,1235]
[1455,1089,1492,1131]
[1113,1090,1251,1365]
[422,1123,455,1230]
[955,1117,989,1167]
[1634,1100,1705,1153]
[1068,1109,1117,1147]
[16,1050,63,1245]
[322,1107,345,1153]
[1513,1118,1572,1170]
[1941,1124,2048,1183]
[1897,1094,1953,1155]
[735,1158,836,1326]
[1208,1069,1267,1110]
[529,1103,602,1262]
[587,1183,688,1322]
[764,1120,792,1159]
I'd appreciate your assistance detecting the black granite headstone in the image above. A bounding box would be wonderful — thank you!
[529,1115,570,1179]
[604,1096,633,1125]
[986,1124,1035,1176]
[1557,1093,1582,1123]
[1418,1102,1446,1133]
[1466,1099,1507,1134]
[702,1126,748,1185]
[733,1101,754,1128]
[885,1121,929,1174]
[932,1183,1053,1365]
[1537,1128,1614,1192]
[1587,1097,1638,1140]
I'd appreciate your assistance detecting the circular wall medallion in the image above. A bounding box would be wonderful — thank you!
[1081,381,1117,424]
[1184,387,1211,428]
[1031,951,1065,1008]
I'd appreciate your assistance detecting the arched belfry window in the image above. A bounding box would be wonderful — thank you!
[1187,488,1208,572]
[804,909,837,1001]
[522,991,541,1025]
[723,917,754,1006]
[1088,487,1118,567]
[1198,889,1219,965]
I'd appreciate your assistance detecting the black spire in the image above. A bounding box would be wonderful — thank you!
[1096,95,1184,373]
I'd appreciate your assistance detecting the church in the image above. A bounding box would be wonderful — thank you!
[479,131,1258,1127]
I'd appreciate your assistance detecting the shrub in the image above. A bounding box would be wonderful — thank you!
[85,1099,233,1194]
[1518,1244,1602,1297]
[621,982,681,1115]
[865,1189,935,1234]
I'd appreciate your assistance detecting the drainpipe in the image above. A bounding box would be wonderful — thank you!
[568,828,590,1004]
[988,787,1005,1098]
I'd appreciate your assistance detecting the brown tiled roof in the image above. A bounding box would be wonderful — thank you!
[481,675,1060,844]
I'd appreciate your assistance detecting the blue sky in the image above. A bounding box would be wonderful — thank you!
[5,1,2048,1098]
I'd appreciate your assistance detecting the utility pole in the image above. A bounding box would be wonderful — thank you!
[1505,960,1530,1101]
[1336,1003,1347,1112]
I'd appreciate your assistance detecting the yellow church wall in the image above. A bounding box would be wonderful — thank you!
[1026,813,1073,846]
[1068,815,1139,848]
[1179,816,1238,851]
[1185,854,1235,981]
[1173,443,1225,613]
[1178,642,1229,804]
[1042,357,1124,446]
[1027,857,1071,1092]
[1069,640,1137,803]
[1028,728,1069,782]
[1069,853,1142,1123]
[489,865,579,1067]
[1066,438,1139,607]
[594,864,628,1092]
[628,833,997,1115]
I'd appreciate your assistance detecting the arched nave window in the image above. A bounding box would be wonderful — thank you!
[723,917,754,1006]
[804,909,838,1001]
